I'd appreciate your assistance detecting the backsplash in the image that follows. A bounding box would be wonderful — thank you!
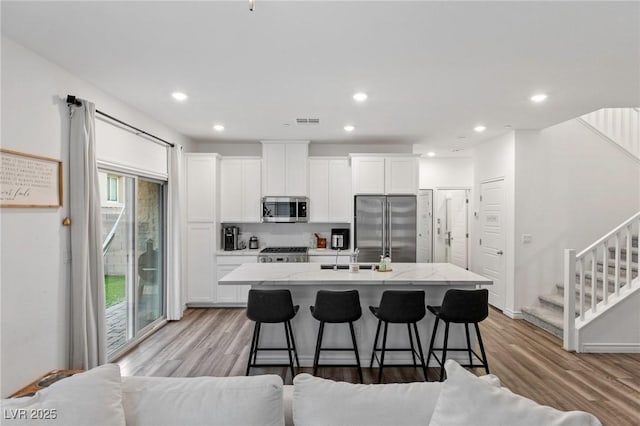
[221,222,350,249]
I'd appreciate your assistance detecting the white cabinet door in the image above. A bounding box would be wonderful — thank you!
[215,255,257,304]
[220,159,243,222]
[328,159,352,222]
[308,159,330,222]
[186,223,216,303]
[286,143,309,196]
[385,157,418,194]
[242,160,262,222]
[216,265,240,303]
[186,155,216,222]
[352,157,385,194]
[262,144,286,196]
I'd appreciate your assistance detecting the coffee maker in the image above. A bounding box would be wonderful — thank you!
[330,228,350,250]
[223,226,239,251]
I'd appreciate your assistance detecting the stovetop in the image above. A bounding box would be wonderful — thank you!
[260,246,309,254]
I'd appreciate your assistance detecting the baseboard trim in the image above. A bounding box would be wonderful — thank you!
[580,343,640,353]
[503,309,523,320]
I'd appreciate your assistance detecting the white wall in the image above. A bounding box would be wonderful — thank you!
[0,36,193,397]
[514,122,640,311]
[471,132,516,316]
[419,157,473,189]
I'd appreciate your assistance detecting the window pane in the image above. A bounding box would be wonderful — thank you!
[136,179,164,332]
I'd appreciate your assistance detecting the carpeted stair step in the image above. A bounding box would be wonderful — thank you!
[578,271,631,288]
[599,259,638,274]
[539,292,579,315]
[522,306,563,338]
[609,246,638,262]
[556,282,607,304]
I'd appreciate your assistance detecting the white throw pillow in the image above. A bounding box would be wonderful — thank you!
[121,374,284,426]
[429,360,602,426]
[1,364,125,426]
[293,373,444,426]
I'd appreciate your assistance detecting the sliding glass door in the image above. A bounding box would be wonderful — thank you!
[100,170,165,359]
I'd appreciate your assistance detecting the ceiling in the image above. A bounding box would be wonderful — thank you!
[2,1,639,155]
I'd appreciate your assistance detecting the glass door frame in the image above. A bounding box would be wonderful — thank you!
[99,165,168,361]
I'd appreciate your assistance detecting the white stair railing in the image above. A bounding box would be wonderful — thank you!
[579,108,640,160]
[563,212,640,351]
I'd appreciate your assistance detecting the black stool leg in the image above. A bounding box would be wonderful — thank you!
[284,321,295,381]
[252,322,262,366]
[407,323,417,367]
[370,319,382,368]
[377,321,389,383]
[475,322,490,374]
[412,322,428,382]
[286,321,300,368]
[246,321,259,376]
[349,322,363,384]
[426,316,439,371]
[464,323,473,368]
[313,321,325,376]
[439,322,450,382]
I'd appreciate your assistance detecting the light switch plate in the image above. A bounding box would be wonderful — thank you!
[522,234,532,244]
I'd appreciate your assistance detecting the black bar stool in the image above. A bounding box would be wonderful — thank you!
[369,290,428,383]
[426,289,490,381]
[310,290,363,383]
[245,289,300,382]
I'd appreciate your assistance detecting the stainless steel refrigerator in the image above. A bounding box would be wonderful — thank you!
[354,195,417,262]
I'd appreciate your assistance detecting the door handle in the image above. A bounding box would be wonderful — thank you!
[497,250,504,255]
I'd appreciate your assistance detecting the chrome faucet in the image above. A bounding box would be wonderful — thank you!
[334,248,341,270]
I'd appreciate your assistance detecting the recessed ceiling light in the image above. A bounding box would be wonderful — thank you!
[530,93,548,103]
[344,125,355,132]
[504,124,513,129]
[171,92,188,102]
[427,152,436,157]
[474,125,487,132]
[213,124,225,132]
[353,93,368,102]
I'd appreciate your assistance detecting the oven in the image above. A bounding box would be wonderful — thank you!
[262,196,308,223]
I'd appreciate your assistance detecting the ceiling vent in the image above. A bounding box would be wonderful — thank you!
[296,118,320,125]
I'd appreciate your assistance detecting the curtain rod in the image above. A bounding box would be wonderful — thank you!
[66,95,175,148]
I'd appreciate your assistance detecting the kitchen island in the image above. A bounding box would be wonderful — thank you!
[220,263,492,367]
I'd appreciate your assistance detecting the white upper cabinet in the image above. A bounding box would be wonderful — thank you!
[308,158,352,223]
[351,155,418,195]
[186,154,218,222]
[328,159,352,222]
[262,141,309,196]
[220,158,261,222]
[352,156,386,194]
[385,157,418,194]
[308,159,330,222]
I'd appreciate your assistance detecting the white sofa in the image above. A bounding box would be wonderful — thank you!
[2,361,601,426]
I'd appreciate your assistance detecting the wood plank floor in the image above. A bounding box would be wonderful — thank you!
[117,307,640,426]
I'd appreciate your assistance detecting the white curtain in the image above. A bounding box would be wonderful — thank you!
[166,144,184,320]
[69,99,107,369]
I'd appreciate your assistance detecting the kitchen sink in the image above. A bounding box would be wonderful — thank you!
[320,264,373,270]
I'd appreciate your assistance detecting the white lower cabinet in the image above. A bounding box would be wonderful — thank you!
[216,255,257,305]
[186,224,217,304]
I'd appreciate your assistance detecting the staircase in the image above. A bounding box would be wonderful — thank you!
[522,237,638,338]
[579,107,640,161]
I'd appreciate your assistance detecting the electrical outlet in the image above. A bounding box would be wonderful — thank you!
[522,234,532,244]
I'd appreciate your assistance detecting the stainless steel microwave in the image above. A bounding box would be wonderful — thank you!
[262,197,308,223]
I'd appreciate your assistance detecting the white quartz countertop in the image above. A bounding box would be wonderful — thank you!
[219,263,492,286]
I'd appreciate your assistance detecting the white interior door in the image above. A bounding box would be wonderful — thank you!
[480,179,506,310]
[448,190,468,269]
[434,189,468,267]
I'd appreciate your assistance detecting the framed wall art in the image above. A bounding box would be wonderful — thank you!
[0,149,63,208]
